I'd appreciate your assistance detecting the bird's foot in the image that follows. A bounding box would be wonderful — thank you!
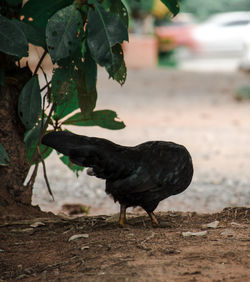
[118,219,127,228]
[148,212,159,227]
[118,204,127,228]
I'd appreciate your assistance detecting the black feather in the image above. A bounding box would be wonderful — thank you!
[42,131,193,213]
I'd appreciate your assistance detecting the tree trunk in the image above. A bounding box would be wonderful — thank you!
[0,53,33,214]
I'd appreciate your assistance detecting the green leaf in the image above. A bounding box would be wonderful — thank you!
[53,92,79,121]
[58,154,84,177]
[6,0,22,6]
[102,0,129,28]
[46,4,83,63]
[56,38,84,69]
[51,67,80,120]
[0,144,10,166]
[87,1,128,67]
[110,0,129,28]
[76,71,97,119]
[63,110,125,130]
[92,110,125,129]
[106,44,127,86]
[0,15,28,57]
[0,67,4,86]
[51,67,75,105]
[24,123,40,149]
[12,19,45,47]
[160,0,180,16]
[52,42,97,120]
[125,0,152,13]
[82,46,98,94]
[24,122,40,163]
[76,47,97,119]
[21,0,74,30]
[63,112,95,126]
[39,144,53,162]
[18,76,41,130]
[24,123,53,164]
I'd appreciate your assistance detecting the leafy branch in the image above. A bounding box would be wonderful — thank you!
[0,0,180,197]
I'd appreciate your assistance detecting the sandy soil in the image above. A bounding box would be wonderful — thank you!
[0,207,249,281]
[32,68,250,215]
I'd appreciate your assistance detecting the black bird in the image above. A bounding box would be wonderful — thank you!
[42,131,193,227]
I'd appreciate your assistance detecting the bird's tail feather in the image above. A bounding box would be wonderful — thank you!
[69,145,101,167]
[42,131,131,180]
[42,131,104,169]
[42,131,92,157]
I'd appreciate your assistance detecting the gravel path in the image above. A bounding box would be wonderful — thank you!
[32,68,250,215]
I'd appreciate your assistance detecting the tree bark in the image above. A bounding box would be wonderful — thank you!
[0,53,32,210]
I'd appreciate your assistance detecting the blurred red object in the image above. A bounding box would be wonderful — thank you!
[155,13,198,52]
[123,34,158,68]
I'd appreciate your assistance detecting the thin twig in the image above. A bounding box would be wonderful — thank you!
[40,65,49,85]
[40,65,51,103]
[39,63,52,141]
[26,162,39,188]
[33,50,47,75]
[41,102,56,138]
[28,102,55,169]
[40,80,52,93]
[41,158,54,200]
[41,84,52,112]
[40,88,48,139]
[38,148,54,200]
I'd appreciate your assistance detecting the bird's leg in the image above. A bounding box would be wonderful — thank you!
[118,204,127,228]
[147,211,159,226]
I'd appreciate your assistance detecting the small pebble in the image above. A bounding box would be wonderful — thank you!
[30,222,45,228]
[202,220,220,229]
[221,229,235,238]
[68,234,89,241]
[182,231,207,237]
[230,222,242,227]
[81,245,89,250]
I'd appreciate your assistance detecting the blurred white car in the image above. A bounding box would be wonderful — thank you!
[192,12,250,55]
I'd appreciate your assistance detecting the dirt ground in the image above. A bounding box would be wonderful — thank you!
[0,207,249,281]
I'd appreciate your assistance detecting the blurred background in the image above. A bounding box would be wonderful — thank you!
[31,0,250,216]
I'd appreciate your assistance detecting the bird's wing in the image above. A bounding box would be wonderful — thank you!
[108,168,161,193]
[42,131,133,180]
[108,150,191,196]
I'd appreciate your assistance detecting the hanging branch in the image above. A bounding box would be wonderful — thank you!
[33,50,48,76]
[26,162,39,189]
[40,80,52,93]
[38,147,54,200]
[28,101,55,169]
